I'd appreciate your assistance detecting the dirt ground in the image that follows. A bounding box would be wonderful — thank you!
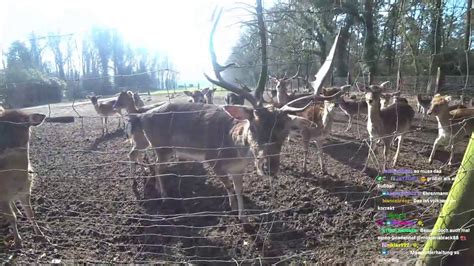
[0,91,465,264]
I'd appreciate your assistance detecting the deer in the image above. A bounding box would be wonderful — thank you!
[0,107,46,248]
[87,95,124,135]
[113,91,166,199]
[427,94,474,165]
[337,94,368,132]
[184,88,217,104]
[224,86,251,105]
[270,67,311,107]
[361,82,415,173]
[125,9,344,220]
[133,92,145,107]
[290,85,350,173]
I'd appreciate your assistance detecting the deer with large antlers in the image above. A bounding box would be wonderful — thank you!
[126,7,344,220]
[361,82,415,172]
[427,94,474,165]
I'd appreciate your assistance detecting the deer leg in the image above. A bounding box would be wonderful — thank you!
[447,144,455,166]
[104,116,108,134]
[392,136,404,167]
[1,201,21,248]
[302,130,310,172]
[18,193,45,240]
[230,174,248,222]
[314,139,326,174]
[129,147,141,199]
[363,139,376,172]
[345,115,352,132]
[428,136,442,164]
[10,201,23,217]
[117,110,123,129]
[154,149,172,199]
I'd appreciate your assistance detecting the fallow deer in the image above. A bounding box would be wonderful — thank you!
[427,94,474,165]
[0,107,46,248]
[270,68,311,107]
[224,86,252,105]
[133,92,145,107]
[113,91,166,199]
[185,88,216,104]
[87,95,123,135]
[290,86,349,173]
[362,82,415,172]
[338,95,368,131]
[126,9,343,220]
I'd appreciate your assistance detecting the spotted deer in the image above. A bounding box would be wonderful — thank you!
[87,95,123,135]
[427,94,474,165]
[0,107,46,248]
[338,95,368,131]
[125,9,343,220]
[290,86,348,173]
[361,83,415,172]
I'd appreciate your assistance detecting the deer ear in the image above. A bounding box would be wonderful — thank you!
[201,88,209,94]
[28,113,46,126]
[223,105,254,121]
[444,96,452,102]
[96,95,102,99]
[183,91,193,96]
[86,95,92,99]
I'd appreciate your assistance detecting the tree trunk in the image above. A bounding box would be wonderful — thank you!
[363,0,377,75]
[466,0,473,51]
[418,133,474,265]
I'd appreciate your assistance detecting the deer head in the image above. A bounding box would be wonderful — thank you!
[204,8,345,177]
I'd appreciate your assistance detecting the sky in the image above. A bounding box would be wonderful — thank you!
[0,0,271,85]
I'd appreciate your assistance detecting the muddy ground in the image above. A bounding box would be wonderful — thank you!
[0,92,466,264]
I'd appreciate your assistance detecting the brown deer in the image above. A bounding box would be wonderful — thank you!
[427,94,474,165]
[133,92,145,107]
[270,67,311,107]
[184,88,216,104]
[338,95,368,132]
[87,95,123,135]
[113,91,166,199]
[361,83,415,172]
[0,107,46,248]
[125,9,343,220]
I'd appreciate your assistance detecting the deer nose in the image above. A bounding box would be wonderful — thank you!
[368,99,373,104]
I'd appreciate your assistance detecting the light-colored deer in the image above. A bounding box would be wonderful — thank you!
[338,95,368,131]
[113,91,166,199]
[87,95,123,135]
[361,82,415,172]
[427,94,474,165]
[126,9,342,220]
[290,98,339,173]
[0,107,46,248]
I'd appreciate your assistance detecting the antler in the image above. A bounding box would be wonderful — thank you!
[285,65,300,81]
[280,85,350,110]
[204,8,259,108]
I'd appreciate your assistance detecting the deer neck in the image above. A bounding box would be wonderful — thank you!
[229,120,251,147]
[277,88,289,105]
[367,102,384,135]
[435,108,451,132]
[322,106,334,134]
[126,98,139,113]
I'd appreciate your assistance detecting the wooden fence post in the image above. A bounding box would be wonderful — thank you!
[418,133,474,265]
